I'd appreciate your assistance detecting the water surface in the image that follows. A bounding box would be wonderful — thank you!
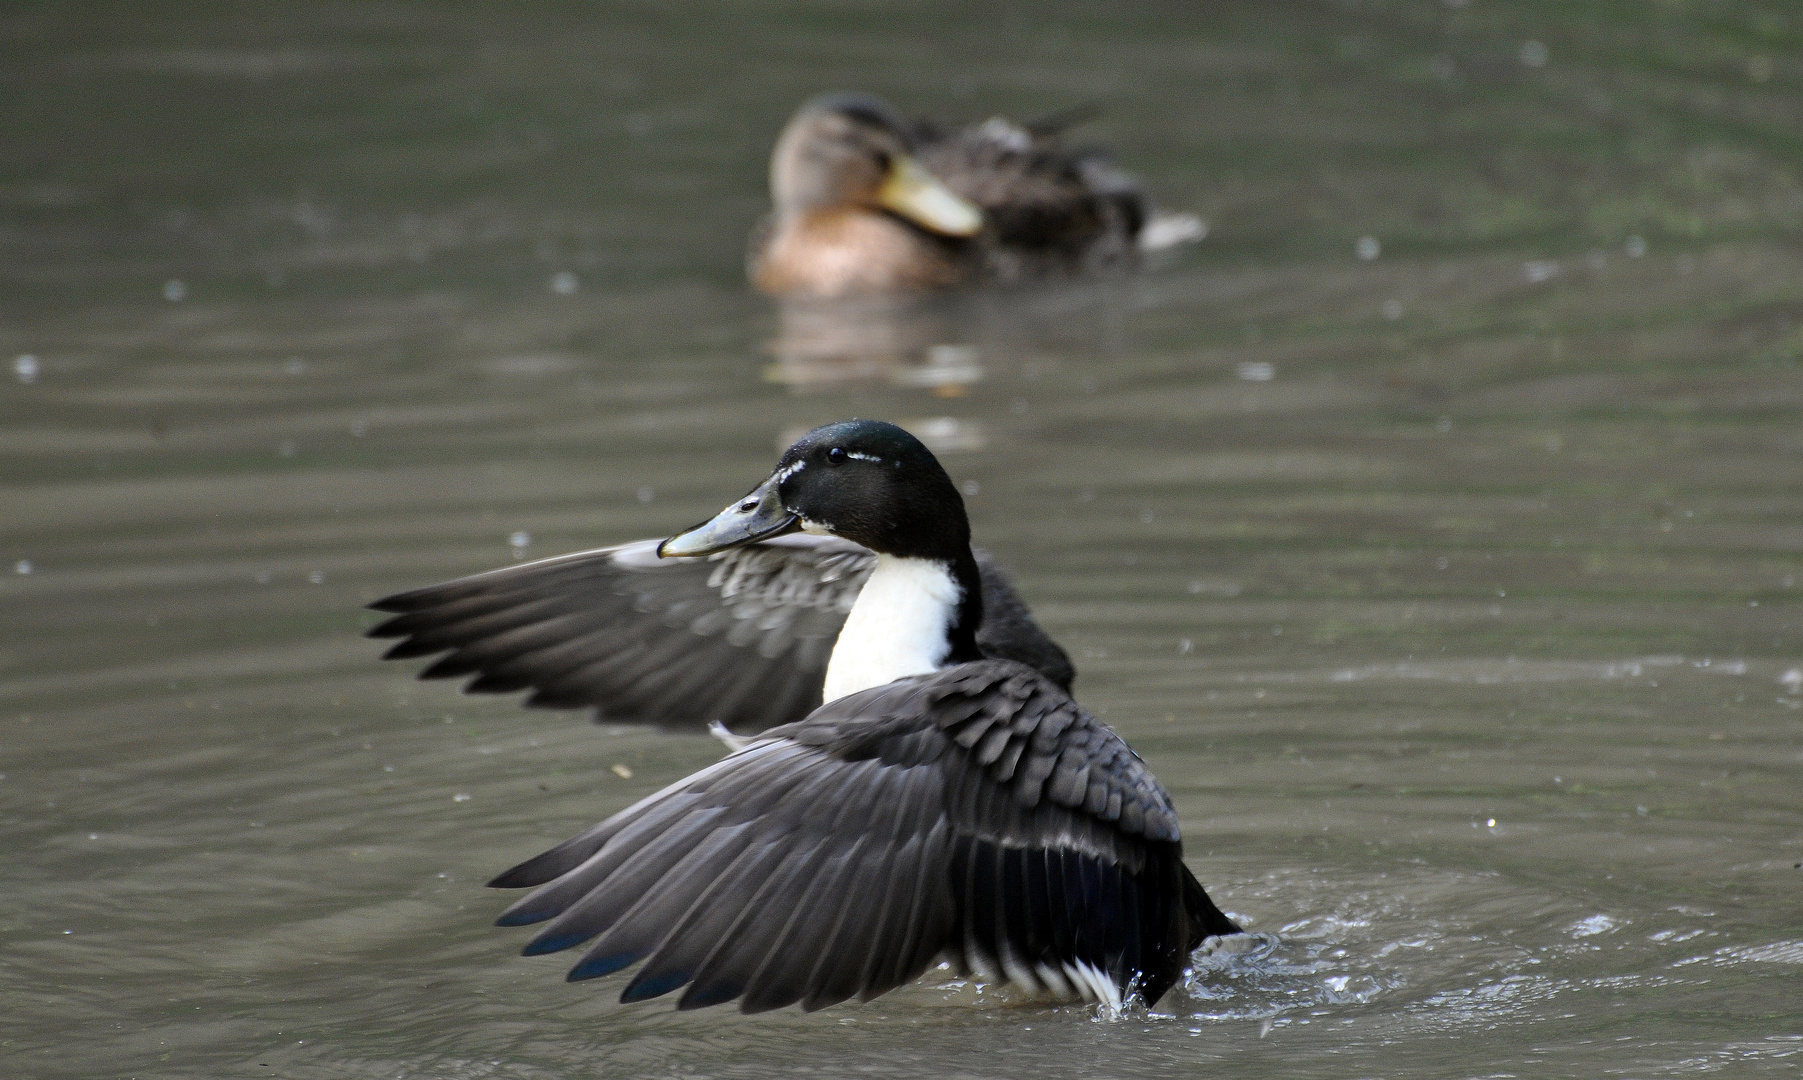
[4,3,1801,1077]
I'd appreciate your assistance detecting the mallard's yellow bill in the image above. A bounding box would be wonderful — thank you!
[877,156,983,237]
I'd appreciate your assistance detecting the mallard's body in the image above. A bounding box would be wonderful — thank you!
[750,95,1159,298]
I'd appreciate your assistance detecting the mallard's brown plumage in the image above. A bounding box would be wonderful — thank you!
[750,93,1158,298]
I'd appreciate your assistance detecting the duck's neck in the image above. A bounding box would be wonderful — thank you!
[821,550,983,702]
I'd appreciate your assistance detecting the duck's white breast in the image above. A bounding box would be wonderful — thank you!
[821,554,961,702]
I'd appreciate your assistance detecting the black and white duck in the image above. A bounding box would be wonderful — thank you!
[368,419,1240,1012]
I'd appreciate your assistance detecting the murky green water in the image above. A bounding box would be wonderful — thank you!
[4,3,1801,1077]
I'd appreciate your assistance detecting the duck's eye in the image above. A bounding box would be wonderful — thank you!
[826,447,849,465]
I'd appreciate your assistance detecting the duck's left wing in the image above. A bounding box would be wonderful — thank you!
[367,539,1076,731]
[486,659,1236,1012]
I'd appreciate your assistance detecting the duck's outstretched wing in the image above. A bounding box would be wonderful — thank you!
[367,537,1073,732]
[367,535,871,732]
[487,659,1238,1012]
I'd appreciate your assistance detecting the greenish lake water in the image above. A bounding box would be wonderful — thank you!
[3,2,1800,1077]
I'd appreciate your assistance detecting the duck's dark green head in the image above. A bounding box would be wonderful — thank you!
[659,419,970,561]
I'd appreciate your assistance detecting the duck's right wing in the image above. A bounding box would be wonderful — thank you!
[366,535,874,732]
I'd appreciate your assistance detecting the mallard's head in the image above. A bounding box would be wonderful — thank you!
[769,94,982,237]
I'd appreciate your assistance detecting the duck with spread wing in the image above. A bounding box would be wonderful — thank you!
[369,420,1240,1012]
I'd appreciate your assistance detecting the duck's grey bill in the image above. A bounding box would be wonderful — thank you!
[657,480,800,558]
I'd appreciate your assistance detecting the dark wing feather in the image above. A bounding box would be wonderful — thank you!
[369,538,1074,731]
[368,535,871,731]
[488,659,1238,1012]
[971,550,1074,690]
[917,117,1146,282]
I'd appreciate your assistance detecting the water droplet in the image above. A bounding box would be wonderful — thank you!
[1237,361,1274,382]
[1625,235,1647,258]
[550,271,579,295]
[637,487,655,504]
[1519,40,1549,67]
[307,571,324,585]
[283,358,307,376]
[611,763,634,779]
[1381,299,1404,321]
[1355,235,1380,261]
[14,559,31,575]
[163,279,187,302]
[453,793,472,802]
[14,355,39,383]
[1524,260,1560,283]
[510,530,531,549]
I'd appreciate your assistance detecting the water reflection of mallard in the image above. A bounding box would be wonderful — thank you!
[751,93,1191,298]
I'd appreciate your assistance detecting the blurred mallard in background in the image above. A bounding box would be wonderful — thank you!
[750,93,1202,298]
